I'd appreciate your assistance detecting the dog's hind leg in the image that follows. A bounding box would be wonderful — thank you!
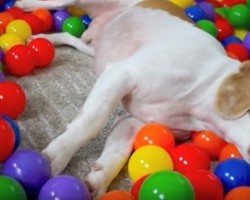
[15,0,76,11]
[84,114,144,199]
[30,32,95,57]
[42,62,135,176]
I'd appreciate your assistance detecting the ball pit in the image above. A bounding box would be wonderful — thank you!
[98,190,135,200]
[1,0,250,199]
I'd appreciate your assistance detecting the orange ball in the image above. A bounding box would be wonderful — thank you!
[0,12,14,29]
[98,190,135,200]
[224,186,250,200]
[219,143,243,162]
[32,9,53,32]
[133,122,175,152]
[191,130,227,160]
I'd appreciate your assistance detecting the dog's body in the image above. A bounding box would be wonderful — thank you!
[15,0,250,198]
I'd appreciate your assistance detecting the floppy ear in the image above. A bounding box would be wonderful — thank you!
[215,60,250,119]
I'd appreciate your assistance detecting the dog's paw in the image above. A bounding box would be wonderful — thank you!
[15,0,40,11]
[42,138,75,175]
[84,162,109,199]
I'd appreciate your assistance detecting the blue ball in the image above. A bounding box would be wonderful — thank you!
[0,115,21,151]
[80,15,92,28]
[221,36,242,47]
[214,158,250,194]
[185,5,206,22]
[0,0,15,11]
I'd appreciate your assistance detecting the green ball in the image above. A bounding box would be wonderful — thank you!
[62,16,86,38]
[0,176,27,200]
[0,62,3,72]
[227,4,250,28]
[139,170,195,200]
[196,19,218,37]
[215,7,231,18]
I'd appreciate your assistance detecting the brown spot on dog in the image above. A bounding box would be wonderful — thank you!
[137,0,194,24]
[215,61,250,119]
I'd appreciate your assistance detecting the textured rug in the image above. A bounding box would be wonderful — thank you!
[6,46,132,191]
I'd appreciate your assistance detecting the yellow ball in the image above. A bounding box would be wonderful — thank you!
[169,0,195,9]
[6,19,32,42]
[0,33,24,52]
[67,5,86,17]
[128,145,173,182]
[234,29,248,40]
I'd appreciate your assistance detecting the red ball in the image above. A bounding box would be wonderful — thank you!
[0,117,15,162]
[20,13,42,35]
[133,123,175,152]
[191,130,227,161]
[226,43,249,62]
[169,143,210,174]
[5,7,25,19]
[222,0,246,7]
[0,81,26,119]
[130,175,148,199]
[27,38,55,68]
[185,169,224,200]
[215,19,234,41]
[4,44,37,76]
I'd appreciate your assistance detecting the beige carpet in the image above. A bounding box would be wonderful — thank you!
[7,46,132,192]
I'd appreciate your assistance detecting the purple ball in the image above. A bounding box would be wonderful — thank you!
[53,10,70,32]
[0,48,4,62]
[198,2,215,21]
[38,175,91,200]
[2,149,52,198]
[243,32,250,52]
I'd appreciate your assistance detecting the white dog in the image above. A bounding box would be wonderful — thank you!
[15,0,250,198]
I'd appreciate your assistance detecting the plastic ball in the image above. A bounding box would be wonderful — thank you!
[243,32,250,51]
[0,175,27,200]
[0,72,4,82]
[32,9,53,32]
[0,0,15,11]
[169,143,210,174]
[0,12,14,29]
[53,10,70,32]
[227,4,250,28]
[62,16,86,38]
[38,175,91,200]
[2,149,52,198]
[6,6,25,19]
[225,42,249,61]
[4,44,36,76]
[130,175,148,200]
[197,19,218,37]
[20,14,42,35]
[214,19,234,41]
[214,158,250,193]
[27,38,55,68]
[66,5,86,17]
[0,47,4,61]
[184,169,224,200]
[0,81,26,119]
[169,0,195,9]
[0,117,15,162]
[0,115,21,151]
[224,186,250,200]
[133,122,175,152]
[128,145,173,182]
[139,170,195,200]
[0,33,24,52]
[234,29,248,40]
[191,130,227,160]
[80,15,92,28]
[215,7,229,19]
[221,35,242,46]
[197,2,215,21]
[219,143,243,162]
[185,5,206,22]
[98,190,135,200]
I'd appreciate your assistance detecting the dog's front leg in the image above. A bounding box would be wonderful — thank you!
[29,32,95,56]
[15,0,76,11]
[42,63,134,176]
[85,114,144,199]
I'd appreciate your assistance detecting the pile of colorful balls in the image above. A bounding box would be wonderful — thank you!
[1,0,250,200]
